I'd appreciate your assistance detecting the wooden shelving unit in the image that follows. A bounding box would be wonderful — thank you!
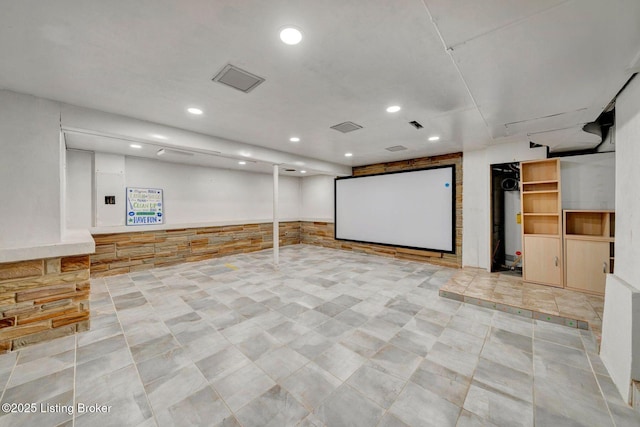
[564,210,615,295]
[520,159,563,287]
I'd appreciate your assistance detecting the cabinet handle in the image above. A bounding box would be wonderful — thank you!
[603,262,607,274]
[554,256,558,267]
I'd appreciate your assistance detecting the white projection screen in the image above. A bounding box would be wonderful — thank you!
[335,166,455,253]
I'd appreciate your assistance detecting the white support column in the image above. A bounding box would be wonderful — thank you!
[273,164,279,269]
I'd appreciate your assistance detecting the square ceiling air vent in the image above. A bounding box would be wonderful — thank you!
[330,121,363,133]
[212,64,265,93]
[385,145,407,152]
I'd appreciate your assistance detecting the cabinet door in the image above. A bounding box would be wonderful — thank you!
[523,236,562,286]
[565,239,609,295]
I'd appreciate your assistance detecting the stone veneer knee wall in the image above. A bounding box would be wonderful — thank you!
[0,255,90,353]
[91,221,301,277]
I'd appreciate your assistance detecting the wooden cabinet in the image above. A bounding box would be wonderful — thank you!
[520,159,563,287]
[564,210,615,295]
[523,236,563,286]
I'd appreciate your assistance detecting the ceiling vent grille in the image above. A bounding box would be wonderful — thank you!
[330,121,363,133]
[212,64,265,93]
[385,145,407,152]
[409,121,423,129]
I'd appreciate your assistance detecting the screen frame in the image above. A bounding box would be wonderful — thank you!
[334,164,456,254]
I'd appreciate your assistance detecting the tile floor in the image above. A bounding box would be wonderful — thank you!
[0,245,637,427]
[440,268,605,340]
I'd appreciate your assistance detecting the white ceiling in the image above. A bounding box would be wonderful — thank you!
[1,0,638,168]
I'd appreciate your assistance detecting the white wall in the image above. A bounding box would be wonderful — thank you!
[95,153,126,227]
[0,90,62,248]
[126,157,301,225]
[561,152,615,210]
[462,141,547,269]
[600,75,640,403]
[301,175,335,221]
[66,154,304,228]
[65,150,93,229]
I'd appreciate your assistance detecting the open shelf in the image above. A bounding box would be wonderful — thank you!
[523,215,559,235]
[564,210,615,238]
[521,159,559,183]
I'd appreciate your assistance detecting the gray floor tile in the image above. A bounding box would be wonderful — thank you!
[2,366,74,404]
[129,334,181,363]
[196,346,251,382]
[340,329,386,358]
[314,343,365,381]
[463,383,532,427]
[289,331,333,360]
[426,342,479,379]
[377,413,411,427]
[315,384,385,427]
[473,357,533,402]
[145,364,209,412]
[280,362,341,411]
[235,385,309,427]
[155,386,232,427]
[212,363,275,411]
[256,346,309,381]
[390,381,461,427]
[371,344,422,380]
[534,339,591,371]
[236,331,281,361]
[390,328,436,357]
[136,347,191,385]
[410,359,470,407]
[0,245,623,427]
[346,363,406,409]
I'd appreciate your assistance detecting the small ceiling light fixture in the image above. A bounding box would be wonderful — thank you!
[187,107,203,115]
[428,136,440,141]
[280,27,303,45]
[238,161,246,165]
[386,105,401,113]
[345,152,353,157]
[300,170,307,174]
[151,134,167,140]
[130,144,142,149]
[156,149,166,156]
[289,137,300,142]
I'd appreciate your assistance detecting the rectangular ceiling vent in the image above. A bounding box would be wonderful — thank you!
[212,64,265,93]
[409,120,423,129]
[330,121,363,133]
[385,145,407,152]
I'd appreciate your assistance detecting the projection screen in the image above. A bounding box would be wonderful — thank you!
[334,165,455,253]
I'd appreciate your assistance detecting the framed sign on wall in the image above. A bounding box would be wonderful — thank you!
[126,187,164,225]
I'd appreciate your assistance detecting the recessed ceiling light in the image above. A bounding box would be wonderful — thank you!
[280,27,302,45]
[345,153,353,157]
[130,144,142,149]
[151,134,167,140]
[187,107,203,115]
[289,137,300,142]
[238,161,246,165]
[428,136,440,141]
[300,170,307,174]
[386,105,401,113]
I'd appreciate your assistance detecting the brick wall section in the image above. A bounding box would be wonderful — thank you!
[91,221,301,277]
[0,255,90,353]
[301,152,463,268]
